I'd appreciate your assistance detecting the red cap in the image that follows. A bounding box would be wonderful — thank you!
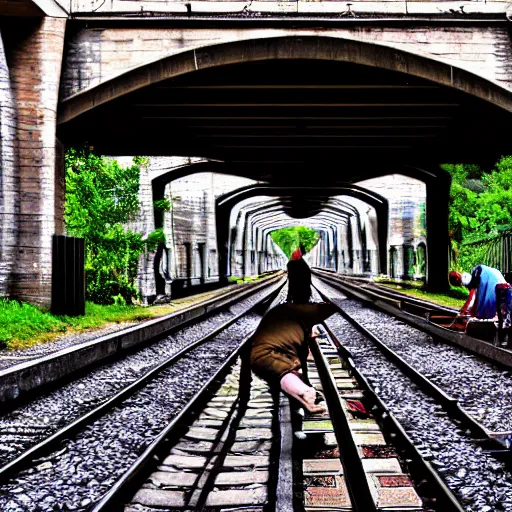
[449,271,462,287]
[291,249,302,261]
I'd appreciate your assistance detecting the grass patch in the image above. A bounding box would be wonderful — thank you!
[0,299,176,351]
[374,277,425,290]
[0,275,268,351]
[377,283,469,310]
[228,275,262,284]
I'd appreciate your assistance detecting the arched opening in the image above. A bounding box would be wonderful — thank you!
[57,36,512,294]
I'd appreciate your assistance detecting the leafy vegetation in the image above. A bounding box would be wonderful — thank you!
[153,198,172,212]
[228,275,262,284]
[0,298,158,350]
[65,148,162,305]
[376,284,467,310]
[0,277,269,350]
[443,157,512,272]
[270,226,320,259]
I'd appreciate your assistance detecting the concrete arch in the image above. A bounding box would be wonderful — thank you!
[231,200,284,277]
[216,184,388,282]
[231,198,353,276]
[353,165,450,290]
[152,160,229,229]
[152,161,446,290]
[150,160,257,294]
[58,35,512,125]
[246,204,350,254]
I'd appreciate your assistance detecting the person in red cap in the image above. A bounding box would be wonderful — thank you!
[286,243,312,304]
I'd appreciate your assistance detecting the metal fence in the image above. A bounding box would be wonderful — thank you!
[463,232,512,283]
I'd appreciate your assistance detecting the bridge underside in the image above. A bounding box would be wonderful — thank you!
[59,56,511,291]
[59,58,511,177]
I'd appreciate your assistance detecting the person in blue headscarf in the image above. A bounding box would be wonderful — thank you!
[449,265,511,344]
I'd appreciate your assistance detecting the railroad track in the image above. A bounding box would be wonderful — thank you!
[0,278,284,511]
[315,279,512,511]
[0,271,284,405]
[94,298,461,512]
[312,268,512,368]
[313,273,512,438]
[4,272,510,511]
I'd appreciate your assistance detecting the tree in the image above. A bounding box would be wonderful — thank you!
[443,158,512,271]
[65,148,160,304]
[270,227,319,259]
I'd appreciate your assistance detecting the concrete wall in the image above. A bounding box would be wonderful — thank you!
[0,32,19,299]
[0,19,66,306]
[159,169,256,293]
[61,25,512,101]
[62,0,512,16]
[307,178,424,278]
[359,174,427,278]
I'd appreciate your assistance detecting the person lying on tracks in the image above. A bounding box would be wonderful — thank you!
[249,301,338,414]
[449,265,511,343]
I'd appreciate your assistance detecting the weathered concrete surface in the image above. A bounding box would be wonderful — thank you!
[358,175,426,278]
[0,0,68,16]
[3,10,512,305]
[0,272,284,405]
[60,25,512,112]
[1,18,66,306]
[131,156,269,299]
[0,32,19,300]
[62,0,512,16]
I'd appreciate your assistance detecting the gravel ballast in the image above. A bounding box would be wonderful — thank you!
[315,280,512,512]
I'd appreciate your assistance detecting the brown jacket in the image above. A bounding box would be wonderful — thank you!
[250,302,338,384]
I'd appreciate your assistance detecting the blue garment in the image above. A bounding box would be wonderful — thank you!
[468,264,506,319]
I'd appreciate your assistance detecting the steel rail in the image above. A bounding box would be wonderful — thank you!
[309,335,377,512]
[0,281,283,484]
[314,268,456,317]
[320,322,465,512]
[314,284,512,455]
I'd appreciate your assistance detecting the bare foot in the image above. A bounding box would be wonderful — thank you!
[297,387,326,414]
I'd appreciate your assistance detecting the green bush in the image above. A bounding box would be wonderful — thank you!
[65,148,162,305]
[444,158,512,272]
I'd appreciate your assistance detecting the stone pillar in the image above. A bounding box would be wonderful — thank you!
[0,30,19,298]
[1,18,66,306]
[215,203,230,285]
[184,242,192,288]
[198,242,206,285]
[425,171,451,292]
[241,212,248,279]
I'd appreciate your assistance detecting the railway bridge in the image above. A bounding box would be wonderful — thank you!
[2,0,512,307]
